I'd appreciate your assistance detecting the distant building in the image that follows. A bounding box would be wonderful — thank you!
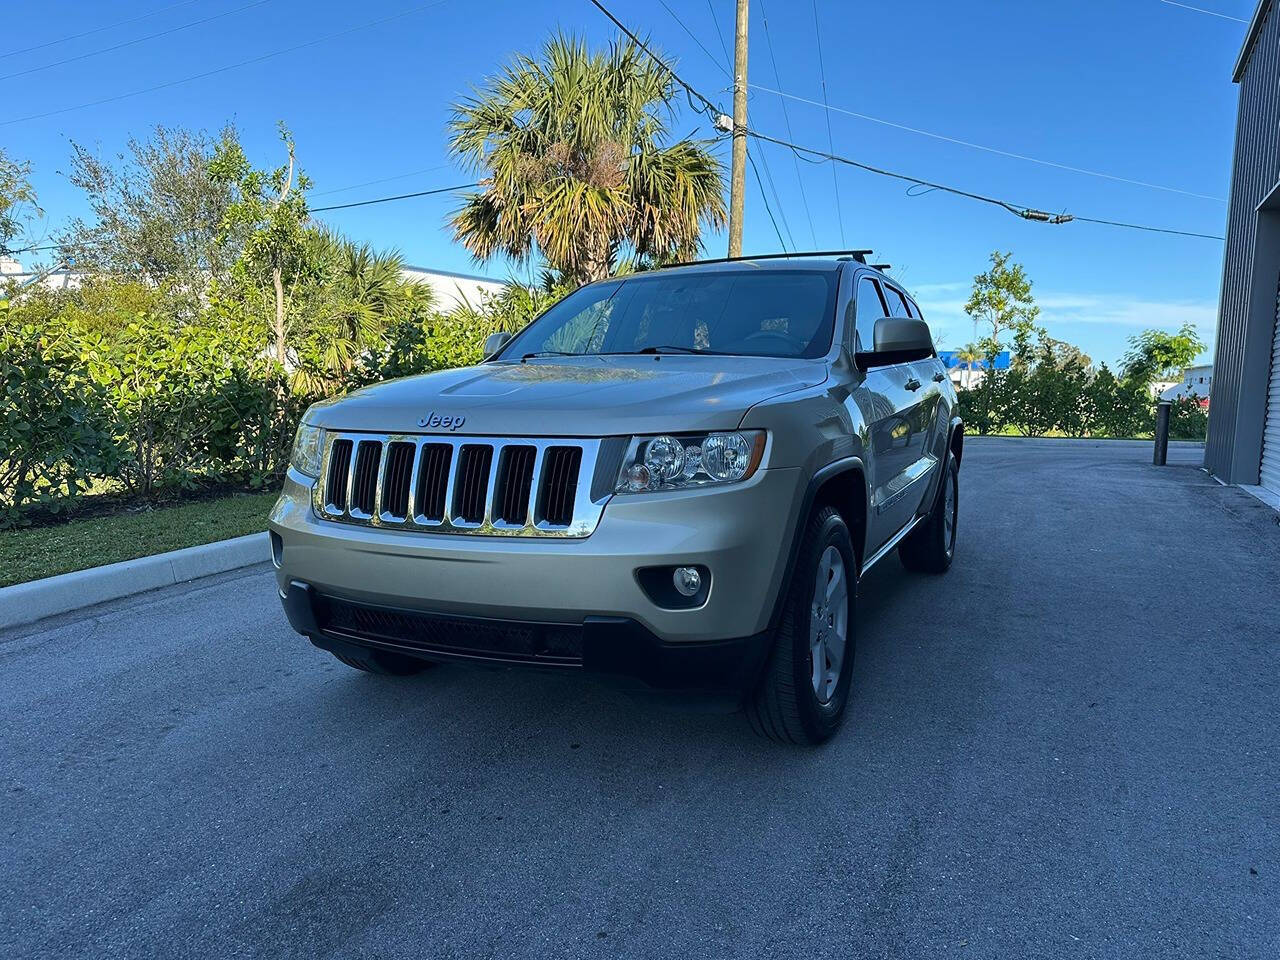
[1,256,508,308]
[936,350,1011,390]
[0,256,83,292]
[1161,364,1213,407]
[400,264,505,311]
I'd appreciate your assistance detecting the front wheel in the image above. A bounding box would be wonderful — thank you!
[899,452,958,574]
[747,506,856,745]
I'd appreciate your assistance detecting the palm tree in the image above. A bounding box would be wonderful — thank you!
[448,34,726,286]
[291,228,411,389]
[955,342,982,390]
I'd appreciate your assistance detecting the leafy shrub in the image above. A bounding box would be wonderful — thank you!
[0,312,117,527]
[78,313,277,496]
[1168,394,1208,440]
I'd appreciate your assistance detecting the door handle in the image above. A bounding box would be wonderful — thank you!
[904,377,922,391]
[932,372,946,383]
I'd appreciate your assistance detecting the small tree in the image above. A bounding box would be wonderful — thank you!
[210,124,311,366]
[61,126,238,305]
[0,149,40,257]
[1120,323,1205,391]
[964,251,1040,367]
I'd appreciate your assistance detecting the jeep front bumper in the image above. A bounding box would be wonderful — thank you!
[268,465,804,688]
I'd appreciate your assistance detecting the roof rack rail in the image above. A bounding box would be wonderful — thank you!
[666,249,873,268]
[868,262,892,271]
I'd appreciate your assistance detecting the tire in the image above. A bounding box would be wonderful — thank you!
[332,648,434,676]
[747,505,856,745]
[898,451,958,574]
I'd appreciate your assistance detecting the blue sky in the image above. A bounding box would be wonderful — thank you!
[3,0,1255,365]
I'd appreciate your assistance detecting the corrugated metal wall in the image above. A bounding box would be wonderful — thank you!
[1205,0,1280,479]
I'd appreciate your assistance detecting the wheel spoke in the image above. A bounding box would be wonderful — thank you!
[810,635,824,694]
[826,620,846,673]
[809,545,850,704]
[825,560,844,604]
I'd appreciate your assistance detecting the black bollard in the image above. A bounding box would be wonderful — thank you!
[1153,400,1171,466]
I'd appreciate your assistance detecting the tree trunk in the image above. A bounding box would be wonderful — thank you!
[270,142,296,367]
[273,265,287,367]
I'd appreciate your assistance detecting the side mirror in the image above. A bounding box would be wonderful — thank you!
[483,331,512,358]
[873,317,932,355]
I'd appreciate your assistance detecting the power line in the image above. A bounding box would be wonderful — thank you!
[584,0,1222,242]
[1158,0,1248,23]
[311,183,479,212]
[705,0,734,66]
[655,0,729,78]
[756,138,796,249]
[312,164,453,197]
[0,0,200,61]
[0,0,452,127]
[746,128,1224,240]
[0,0,272,83]
[585,0,723,119]
[810,0,844,245]
[758,0,817,245]
[1067,214,1224,240]
[748,81,1225,203]
[746,145,787,251]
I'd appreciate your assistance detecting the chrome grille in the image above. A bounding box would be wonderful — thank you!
[313,433,609,538]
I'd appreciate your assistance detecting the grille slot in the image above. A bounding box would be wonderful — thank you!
[495,445,536,525]
[325,439,353,510]
[454,444,494,524]
[352,440,382,515]
[540,446,582,526]
[414,443,452,521]
[380,441,415,519]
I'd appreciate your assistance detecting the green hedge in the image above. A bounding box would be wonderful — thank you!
[0,279,557,528]
[956,366,1208,441]
[1,306,309,527]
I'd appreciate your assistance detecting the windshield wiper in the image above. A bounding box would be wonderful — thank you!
[611,345,726,356]
[519,350,578,360]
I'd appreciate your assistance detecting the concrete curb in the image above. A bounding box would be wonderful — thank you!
[0,532,270,631]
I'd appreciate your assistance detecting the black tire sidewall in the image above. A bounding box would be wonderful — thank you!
[942,453,958,561]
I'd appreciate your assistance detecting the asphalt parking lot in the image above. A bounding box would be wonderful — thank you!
[3,438,1278,959]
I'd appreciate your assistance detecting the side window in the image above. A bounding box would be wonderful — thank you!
[883,285,911,318]
[854,277,888,352]
[904,296,921,320]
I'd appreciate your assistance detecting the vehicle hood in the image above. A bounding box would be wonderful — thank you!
[307,355,828,437]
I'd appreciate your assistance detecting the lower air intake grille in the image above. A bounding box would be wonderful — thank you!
[319,596,583,665]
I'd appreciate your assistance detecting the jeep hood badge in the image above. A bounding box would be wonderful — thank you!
[418,411,466,431]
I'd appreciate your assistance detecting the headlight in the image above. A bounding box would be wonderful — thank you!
[290,422,325,478]
[615,431,765,494]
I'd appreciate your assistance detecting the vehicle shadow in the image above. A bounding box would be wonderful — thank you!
[298,544,942,772]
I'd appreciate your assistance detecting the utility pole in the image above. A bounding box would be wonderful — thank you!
[727,0,749,257]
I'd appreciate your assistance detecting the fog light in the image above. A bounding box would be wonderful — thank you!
[673,566,702,597]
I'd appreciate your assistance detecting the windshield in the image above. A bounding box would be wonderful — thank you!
[494,269,839,360]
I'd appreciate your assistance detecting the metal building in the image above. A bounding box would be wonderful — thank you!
[1205,0,1280,504]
